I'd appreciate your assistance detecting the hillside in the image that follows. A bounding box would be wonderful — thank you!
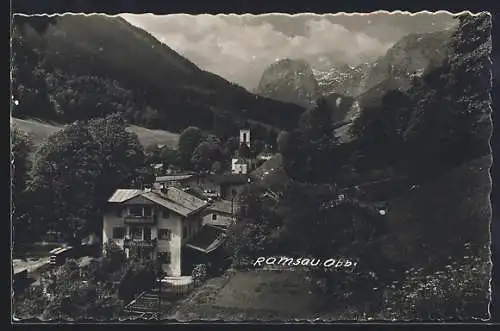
[12,14,306,135]
[11,117,180,149]
[383,155,492,266]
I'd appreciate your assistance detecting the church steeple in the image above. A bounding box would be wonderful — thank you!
[239,129,250,148]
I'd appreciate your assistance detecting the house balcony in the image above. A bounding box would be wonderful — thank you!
[124,215,156,225]
[124,238,157,249]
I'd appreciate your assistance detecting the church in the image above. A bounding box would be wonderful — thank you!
[231,128,258,175]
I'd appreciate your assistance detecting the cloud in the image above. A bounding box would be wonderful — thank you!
[121,13,450,90]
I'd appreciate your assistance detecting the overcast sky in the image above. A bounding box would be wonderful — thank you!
[121,12,457,90]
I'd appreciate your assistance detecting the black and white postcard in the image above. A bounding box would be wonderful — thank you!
[11,11,493,322]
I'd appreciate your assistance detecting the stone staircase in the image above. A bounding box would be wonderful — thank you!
[120,284,190,319]
[120,289,164,319]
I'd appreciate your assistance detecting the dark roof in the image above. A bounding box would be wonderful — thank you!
[250,153,283,179]
[183,187,208,200]
[206,173,249,185]
[185,225,226,253]
[206,199,235,215]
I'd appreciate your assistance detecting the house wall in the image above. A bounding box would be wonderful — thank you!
[202,212,233,226]
[156,211,183,277]
[181,215,203,246]
[102,210,127,252]
[102,203,185,277]
[232,162,248,174]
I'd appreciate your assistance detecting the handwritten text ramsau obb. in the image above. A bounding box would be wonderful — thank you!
[253,256,358,269]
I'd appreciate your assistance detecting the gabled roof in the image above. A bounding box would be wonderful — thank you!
[151,187,208,216]
[107,187,209,217]
[182,187,208,200]
[185,225,226,254]
[206,199,235,215]
[156,174,194,182]
[108,189,143,203]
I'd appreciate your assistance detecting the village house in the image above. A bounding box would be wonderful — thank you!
[231,157,249,174]
[155,173,197,189]
[182,198,238,273]
[202,198,236,230]
[207,173,249,200]
[103,187,207,276]
[103,185,239,277]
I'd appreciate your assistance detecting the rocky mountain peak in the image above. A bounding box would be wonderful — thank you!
[255,58,321,109]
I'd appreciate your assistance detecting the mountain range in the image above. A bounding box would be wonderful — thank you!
[253,29,453,141]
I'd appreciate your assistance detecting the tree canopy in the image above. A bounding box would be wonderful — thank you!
[26,113,145,243]
[178,126,204,170]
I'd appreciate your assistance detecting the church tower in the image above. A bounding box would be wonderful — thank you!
[239,129,250,148]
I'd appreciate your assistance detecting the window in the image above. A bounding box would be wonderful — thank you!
[130,226,143,240]
[129,206,142,217]
[144,227,152,241]
[158,229,171,241]
[115,208,122,217]
[143,207,152,217]
[112,227,126,239]
[183,226,187,239]
[162,209,170,218]
[212,214,217,221]
[158,251,171,264]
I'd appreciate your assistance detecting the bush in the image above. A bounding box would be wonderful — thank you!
[381,245,491,321]
[118,260,156,302]
[13,259,124,320]
[103,240,126,271]
[192,264,208,285]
